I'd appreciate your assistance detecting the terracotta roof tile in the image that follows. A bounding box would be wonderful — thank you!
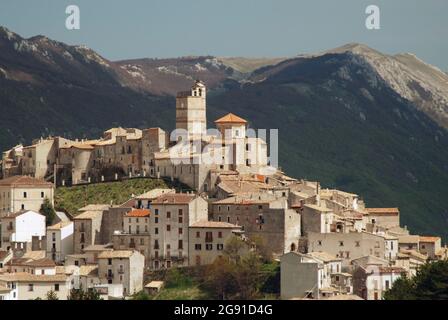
[419,236,441,243]
[214,113,248,124]
[152,193,196,205]
[366,208,399,215]
[98,250,135,259]
[125,209,151,217]
[0,175,53,187]
[0,272,67,282]
[24,258,56,268]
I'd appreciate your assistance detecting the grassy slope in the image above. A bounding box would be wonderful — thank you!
[54,178,169,216]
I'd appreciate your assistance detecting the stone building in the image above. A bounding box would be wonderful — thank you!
[73,210,104,254]
[188,220,242,266]
[0,210,46,253]
[149,193,208,269]
[307,232,393,267]
[97,250,144,296]
[0,273,69,300]
[46,221,74,264]
[0,80,274,194]
[353,265,405,300]
[112,209,151,266]
[0,175,54,215]
[210,196,301,255]
[280,251,344,300]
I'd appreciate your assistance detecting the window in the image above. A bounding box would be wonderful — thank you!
[385,280,390,290]
[41,192,44,198]
[21,204,25,210]
[154,240,159,250]
[167,225,171,232]
[318,240,322,246]
[217,244,224,251]
[155,227,159,235]
[218,216,222,222]
[178,240,183,250]
[167,211,171,219]
[108,258,112,265]
[178,209,183,216]
[155,217,159,224]
[140,238,145,245]
[339,241,344,247]
[227,216,230,223]
[218,232,223,238]
[23,192,27,198]
[155,209,159,215]
[196,231,200,238]
[55,284,60,292]
[355,241,360,247]
[195,244,202,250]
[205,232,213,243]
[179,217,183,223]
[206,244,213,251]
[179,228,183,235]
[28,284,34,292]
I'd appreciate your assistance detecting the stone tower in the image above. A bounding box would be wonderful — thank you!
[175,80,207,137]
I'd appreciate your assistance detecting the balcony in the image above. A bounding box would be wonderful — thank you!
[105,273,114,279]
[205,237,213,243]
[118,269,125,274]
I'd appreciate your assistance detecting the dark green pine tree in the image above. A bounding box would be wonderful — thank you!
[39,197,57,226]
[384,260,448,300]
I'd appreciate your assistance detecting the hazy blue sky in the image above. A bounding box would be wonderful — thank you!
[1,0,447,70]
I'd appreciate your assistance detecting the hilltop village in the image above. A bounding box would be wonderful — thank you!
[0,80,446,300]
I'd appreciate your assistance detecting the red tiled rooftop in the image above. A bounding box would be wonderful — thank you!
[366,208,399,215]
[419,236,441,243]
[214,113,247,124]
[125,209,151,217]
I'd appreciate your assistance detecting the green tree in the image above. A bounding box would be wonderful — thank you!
[251,235,273,263]
[234,252,263,299]
[384,260,448,300]
[131,290,152,300]
[46,290,59,300]
[203,257,238,300]
[39,197,57,226]
[383,275,416,300]
[223,236,246,263]
[68,285,102,300]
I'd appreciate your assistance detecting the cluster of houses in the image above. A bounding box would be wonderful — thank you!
[0,80,446,300]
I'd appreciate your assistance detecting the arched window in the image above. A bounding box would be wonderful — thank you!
[290,243,296,252]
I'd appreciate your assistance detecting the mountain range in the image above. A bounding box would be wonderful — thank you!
[1,26,447,240]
